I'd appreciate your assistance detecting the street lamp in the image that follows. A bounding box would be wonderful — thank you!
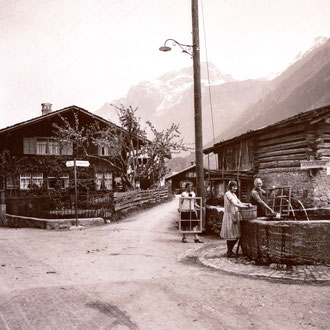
[159,39,193,56]
[159,0,205,206]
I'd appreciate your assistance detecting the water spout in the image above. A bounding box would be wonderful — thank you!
[290,198,310,221]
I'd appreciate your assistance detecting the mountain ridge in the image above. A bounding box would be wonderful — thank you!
[95,37,330,165]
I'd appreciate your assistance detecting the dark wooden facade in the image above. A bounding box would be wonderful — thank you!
[204,104,330,208]
[0,105,130,202]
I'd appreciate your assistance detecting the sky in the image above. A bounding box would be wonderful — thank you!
[1,0,330,129]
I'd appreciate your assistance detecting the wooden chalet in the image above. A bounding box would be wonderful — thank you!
[0,104,142,204]
[204,104,330,208]
[165,164,214,194]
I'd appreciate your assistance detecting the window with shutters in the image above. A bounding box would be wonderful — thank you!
[24,137,72,155]
[23,138,36,154]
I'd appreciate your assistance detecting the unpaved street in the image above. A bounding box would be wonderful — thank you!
[0,198,329,330]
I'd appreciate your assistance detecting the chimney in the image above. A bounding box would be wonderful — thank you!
[41,103,52,115]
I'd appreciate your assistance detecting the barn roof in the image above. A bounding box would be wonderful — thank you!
[204,103,330,154]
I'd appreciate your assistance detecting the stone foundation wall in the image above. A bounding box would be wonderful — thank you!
[312,169,330,208]
[260,168,330,209]
[205,207,224,235]
[241,219,330,265]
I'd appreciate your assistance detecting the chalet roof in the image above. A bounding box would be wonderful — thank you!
[165,164,197,180]
[204,103,330,154]
[165,164,214,181]
[0,105,123,135]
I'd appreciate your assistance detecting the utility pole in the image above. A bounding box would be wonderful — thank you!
[191,0,205,205]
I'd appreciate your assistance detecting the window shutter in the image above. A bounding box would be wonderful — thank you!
[23,138,36,154]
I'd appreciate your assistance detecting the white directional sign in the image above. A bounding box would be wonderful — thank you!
[300,160,330,169]
[66,160,90,167]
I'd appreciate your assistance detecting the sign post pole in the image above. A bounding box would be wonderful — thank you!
[74,158,78,227]
[66,159,90,227]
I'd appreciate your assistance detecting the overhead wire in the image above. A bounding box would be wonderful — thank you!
[200,0,218,170]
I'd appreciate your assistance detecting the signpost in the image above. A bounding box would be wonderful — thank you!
[300,160,330,169]
[66,159,90,226]
[66,160,90,167]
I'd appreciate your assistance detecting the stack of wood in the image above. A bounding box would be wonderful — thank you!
[205,206,224,235]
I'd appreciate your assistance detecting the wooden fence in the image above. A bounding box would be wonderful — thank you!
[114,187,170,212]
[4,187,170,220]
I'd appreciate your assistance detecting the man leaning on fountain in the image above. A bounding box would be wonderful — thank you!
[250,177,276,217]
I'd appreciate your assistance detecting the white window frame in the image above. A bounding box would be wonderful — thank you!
[36,138,69,155]
[36,138,48,155]
[31,173,43,187]
[98,145,110,156]
[95,172,112,190]
[20,173,31,190]
[103,173,113,190]
[48,140,60,155]
[20,173,43,190]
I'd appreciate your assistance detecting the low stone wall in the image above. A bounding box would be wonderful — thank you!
[241,219,330,265]
[205,206,224,235]
[3,214,105,230]
[260,168,330,209]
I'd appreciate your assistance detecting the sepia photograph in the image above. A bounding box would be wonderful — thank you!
[0,0,330,329]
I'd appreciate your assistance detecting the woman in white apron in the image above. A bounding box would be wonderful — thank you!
[220,181,251,258]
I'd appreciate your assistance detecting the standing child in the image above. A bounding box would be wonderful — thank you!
[180,182,203,243]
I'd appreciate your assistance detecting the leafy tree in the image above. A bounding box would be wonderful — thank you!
[53,106,146,190]
[140,122,188,187]
[53,105,187,190]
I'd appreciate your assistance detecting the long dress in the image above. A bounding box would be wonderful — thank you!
[220,191,241,240]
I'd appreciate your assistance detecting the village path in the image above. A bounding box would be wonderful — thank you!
[0,197,329,330]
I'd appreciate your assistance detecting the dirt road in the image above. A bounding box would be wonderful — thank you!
[0,197,329,329]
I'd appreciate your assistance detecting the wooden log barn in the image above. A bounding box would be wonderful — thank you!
[204,104,330,211]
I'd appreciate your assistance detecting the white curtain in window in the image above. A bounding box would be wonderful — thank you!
[20,173,31,189]
[37,139,47,154]
[104,173,112,190]
[95,173,103,190]
[48,140,60,155]
[32,173,43,187]
[61,176,69,188]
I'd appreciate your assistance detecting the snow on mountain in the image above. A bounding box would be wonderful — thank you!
[96,63,269,146]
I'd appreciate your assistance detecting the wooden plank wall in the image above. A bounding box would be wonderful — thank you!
[215,115,330,175]
[256,124,308,172]
[217,140,254,172]
[315,119,330,159]
[113,187,169,212]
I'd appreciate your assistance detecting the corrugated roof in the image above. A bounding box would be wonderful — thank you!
[204,103,330,154]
